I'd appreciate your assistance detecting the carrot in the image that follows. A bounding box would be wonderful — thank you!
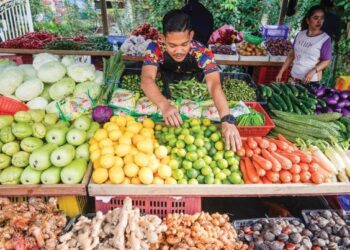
[270,151,292,170]
[237,148,245,157]
[311,172,324,184]
[254,137,270,149]
[245,157,260,183]
[280,170,292,183]
[300,171,311,183]
[290,164,301,174]
[277,134,298,150]
[292,174,301,183]
[243,142,254,158]
[240,159,251,184]
[252,160,266,177]
[247,137,258,149]
[270,138,289,151]
[299,163,309,172]
[262,176,272,184]
[317,166,331,179]
[266,171,279,183]
[261,149,282,172]
[309,162,320,173]
[293,150,312,163]
[252,154,272,170]
[267,142,277,152]
[253,147,261,155]
[277,151,301,164]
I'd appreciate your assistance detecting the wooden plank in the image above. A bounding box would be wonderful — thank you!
[0,163,92,197]
[88,182,350,197]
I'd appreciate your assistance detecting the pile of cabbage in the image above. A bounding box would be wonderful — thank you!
[0,53,103,114]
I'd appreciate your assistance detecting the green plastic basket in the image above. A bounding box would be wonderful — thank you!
[243,31,264,45]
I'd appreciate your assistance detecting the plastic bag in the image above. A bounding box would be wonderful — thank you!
[208,24,243,45]
[179,99,202,119]
[230,101,250,118]
[109,88,136,112]
[135,97,159,115]
[201,100,220,122]
[57,94,95,121]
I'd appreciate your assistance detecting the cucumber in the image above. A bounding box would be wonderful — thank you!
[281,93,293,112]
[270,84,282,95]
[270,95,283,110]
[317,99,327,108]
[272,93,288,111]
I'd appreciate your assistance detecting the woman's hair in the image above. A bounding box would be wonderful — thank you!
[301,5,325,30]
[162,10,192,35]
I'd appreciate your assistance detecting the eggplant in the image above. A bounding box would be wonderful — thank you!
[342,108,350,118]
[340,91,349,99]
[316,104,322,109]
[315,86,327,97]
[315,110,322,114]
[322,107,333,113]
[326,95,339,106]
[335,107,343,113]
[336,100,347,109]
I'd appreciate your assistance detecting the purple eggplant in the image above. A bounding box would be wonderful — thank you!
[335,107,343,113]
[315,86,327,97]
[326,94,339,105]
[316,104,322,109]
[336,100,348,109]
[342,108,350,118]
[322,107,333,113]
[340,91,349,99]
[315,110,322,114]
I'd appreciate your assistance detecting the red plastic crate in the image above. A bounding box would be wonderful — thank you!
[95,196,201,218]
[237,102,275,137]
[253,66,291,84]
[0,55,23,64]
[0,96,29,115]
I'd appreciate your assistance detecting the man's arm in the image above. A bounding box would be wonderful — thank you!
[141,65,182,127]
[205,71,241,151]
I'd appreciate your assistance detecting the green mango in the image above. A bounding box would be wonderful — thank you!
[11,151,30,168]
[29,109,45,123]
[20,166,42,184]
[0,153,11,169]
[2,142,20,156]
[12,122,33,139]
[14,111,31,123]
[44,113,58,126]
[61,159,87,184]
[0,126,15,143]
[29,143,58,171]
[86,122,100,139]
[75,143,89,161]
[0,166,23,184]
[32,123,47,139]
[0,115,13,129]
[20,137,44,153]
[41,166,61,184]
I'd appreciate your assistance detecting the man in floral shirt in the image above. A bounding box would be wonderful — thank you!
[141,10,241,151]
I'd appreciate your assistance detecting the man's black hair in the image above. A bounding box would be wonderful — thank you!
[162,9,192,35]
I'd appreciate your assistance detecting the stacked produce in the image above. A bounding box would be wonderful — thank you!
[0,53,102,113]
[211,45,237,55]
[237,42,267,56]
[0,32,56,49]
[0,110,95,185]
[308,83,350,116]
[238,135,334,184]
[58,197,166,250]
[158,212,247,249]
[236,218,313,249]
[260,83,319,114]
[222,77,257,102]
[236,109,265,126]
[265,39,293,56]
[169,79,210,100]
[45,36,112,51]
[121,74,163,98]
[131,23,159,40]
[156,118,243,184]
[0,197,67,249]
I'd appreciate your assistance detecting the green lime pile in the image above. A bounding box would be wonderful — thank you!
[155,118,243,184]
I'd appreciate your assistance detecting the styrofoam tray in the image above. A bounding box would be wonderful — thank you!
[239,54,270,62]
[209,44,239,61]
[269,55,287,62]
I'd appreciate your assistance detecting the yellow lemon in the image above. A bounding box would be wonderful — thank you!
[147,158,160,173]
[137,139,154,154]
[165,177,177,184]
[139,128,154,138]
[119,126,126,132]
[125,116,135,122]
[99,138,113,148]
[138,167,154,184]
[202,118,211,126]
[109,129,122,141]
[155,145,168,159]
[122,177,131,184]
[153,176,164,184]
[92,168,109,184]
[130,146,139,156]
[142,118,155,129]
[115,144,131,157]
[161,156,171,165]
[127,123,142,134]
[89,143,99,152]
[124,163,139,178]
[109,166,125,184]
[132,134,144,146]
[105,179,112,184]
[94,129,108,141]
[123,131,135,138]
[131,177,141,184]
[134,152,150,168]
[123,154,134,164]
[89,138,98,145]
[112,116,127,127]
[114,156,124,168]
[106,123,119,132]
[103,122,114,130]
[100,154,115,169]
[101,146,114,155]
[90,150,101,162]
[155,124,162,131]
[157,164,172,179]
[93,160,102,169]
[118,135,132,145]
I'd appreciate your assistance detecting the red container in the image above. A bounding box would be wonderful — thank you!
[253,66,291,84]
[0,55,23,64]
[237,102,275,137]
[95,196,201,218]
[0,96,29,115]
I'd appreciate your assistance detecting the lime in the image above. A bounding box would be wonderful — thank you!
[171,148,178,155]
[177,148,187,158]
[222,179,231,184]
[214,151,224,161]
[203,155,212,165]
[155,124,162,131]
[215,141,224,151]
[197,148,207,158]
[162,127,169,133]
[217,159,228,169]
[201,166,212,176]
[190,118,201,127]
[227,157,239,166]
[204,129,212,138]
[210,161,217,169]
[228,172,242,184]
[208,125,217,132]
[185,152,198,162]
[193,159,206,170]
[205,176,215,184]
[186,168,199,179]
[214,178,222,184]
[165,134,175,141]
[230,165,239,172]
[208,147,217,156]
[189,178,199,184]
[210,133,220,142]
[191,125,201,133]
[175,127,182,135]
[169,159,179,169]
[166,146,172,153]
[172,169,184,180]
[186,144,197,152]
[181,128,190,135]
[184,134,195,144]
[194,138,205,147]
[222,169,231,176]
[224,150,235,159]
[197,175,205,184]
[168,138,177,147]
[202,118,211,126]
[176,140,185,149]
[182,160,193,170]
[212,167,221,175]
[178,178,188,184]
[183,121,190,128]
[204,141,212,151]
[215,172,227,180]
[169,127,175,134]
[178,134,185,141]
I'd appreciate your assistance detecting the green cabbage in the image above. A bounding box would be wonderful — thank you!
[15,78,44,101]
[74,81,101,99]
[37,61,66,83]
[67,63,95,82]
[0,66,24,95]
[49,77,76,100]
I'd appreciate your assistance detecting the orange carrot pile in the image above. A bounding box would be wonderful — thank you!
[237,134,333,184]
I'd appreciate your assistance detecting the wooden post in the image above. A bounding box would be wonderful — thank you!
[278,0,289,25]
[100,0,109,36]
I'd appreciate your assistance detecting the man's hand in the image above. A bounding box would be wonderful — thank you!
[304,69,316,83]
[222,122,242,152]
[159,102,183,127]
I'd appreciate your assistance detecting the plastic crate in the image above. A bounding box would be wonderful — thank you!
[253,66,291,84]
[0,96,29,115]
[262,24,289,40]
[95,196,201,218]
[338,195,350,211]
[221,72,267,104]
[237,102,275,137]
[0,55,23,64]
